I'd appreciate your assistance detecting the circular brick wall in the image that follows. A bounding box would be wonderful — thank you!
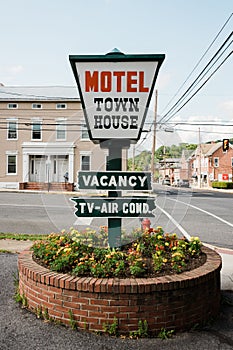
[18,246,221,335]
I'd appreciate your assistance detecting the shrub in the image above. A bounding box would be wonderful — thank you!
[212,181,233,189]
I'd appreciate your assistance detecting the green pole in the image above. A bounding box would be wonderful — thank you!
[101,140,130,248]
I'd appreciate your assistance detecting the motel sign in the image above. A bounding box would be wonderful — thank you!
[69,49,165,142]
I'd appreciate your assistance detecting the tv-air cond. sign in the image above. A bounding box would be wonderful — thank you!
[69,50,165,142]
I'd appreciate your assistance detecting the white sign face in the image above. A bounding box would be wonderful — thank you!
[74,61,159,140]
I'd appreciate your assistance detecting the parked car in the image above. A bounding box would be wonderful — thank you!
[162,179,171,186]
[179,180,190,188]
[172,179,180,187]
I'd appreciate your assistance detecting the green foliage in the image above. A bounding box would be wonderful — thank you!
[0,233,48,241]
[36,305,43,319]
[103,317,118,336]
[158,328,175,340]
[127,150,151,171]
[43,307,50,320]
[129,320,148,338]
[127,143,197,171]
[212,182,233,189]
[68,309,77,330]
[31,227,203,278]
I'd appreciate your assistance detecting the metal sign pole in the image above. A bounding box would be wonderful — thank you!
[101,140,130,248]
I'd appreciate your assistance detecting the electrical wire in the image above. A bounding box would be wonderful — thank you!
[159,32,233,124]
[161,50,232,123]
[160,13,233,115]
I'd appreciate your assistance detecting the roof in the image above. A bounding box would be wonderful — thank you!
[205,142,233,156]
[0,86,80,101]
[190,142,233,158]
[159,158,180,163]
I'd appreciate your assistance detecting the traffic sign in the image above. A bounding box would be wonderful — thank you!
[78,171,152,191]
[69,50,165,142]
[71,197,156,218]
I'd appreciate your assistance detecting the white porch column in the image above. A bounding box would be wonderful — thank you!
[23,153,29,182]
[68,150,74,183]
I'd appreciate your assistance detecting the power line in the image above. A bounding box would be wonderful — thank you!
[161,50,232,123]
[159,32,233,124]
[160,13,233,115]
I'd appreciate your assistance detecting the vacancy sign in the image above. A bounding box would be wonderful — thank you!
[69,51,165,142]
[78,171,152,191]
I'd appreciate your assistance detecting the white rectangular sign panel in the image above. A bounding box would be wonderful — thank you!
[70,52,165,142]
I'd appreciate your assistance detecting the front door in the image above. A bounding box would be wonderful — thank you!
[57,155,69,182]
[29,155,46,182]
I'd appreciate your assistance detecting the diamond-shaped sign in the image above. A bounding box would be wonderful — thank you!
[69,50,165,142]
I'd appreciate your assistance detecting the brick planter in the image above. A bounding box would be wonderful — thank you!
[18,246,221,335]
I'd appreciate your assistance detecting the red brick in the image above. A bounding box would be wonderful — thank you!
[18,247,221,335]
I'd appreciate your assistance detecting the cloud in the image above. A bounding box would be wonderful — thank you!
[157,72,172,90]
[172,113,233,144]
[222,100,233,113]
[8,65,24,74]
[0,65,24,85]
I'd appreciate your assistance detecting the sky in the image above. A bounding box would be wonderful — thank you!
[0,0,232,149]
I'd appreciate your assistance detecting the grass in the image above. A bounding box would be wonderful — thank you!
[0,232,48,241]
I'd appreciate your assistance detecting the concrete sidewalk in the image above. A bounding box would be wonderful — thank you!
[0,239,232,291]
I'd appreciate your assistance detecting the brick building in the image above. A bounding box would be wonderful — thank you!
[189,142,233,187]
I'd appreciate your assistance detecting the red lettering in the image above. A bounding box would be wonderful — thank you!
[139,71,149,92]
[127,72,137,92]
[85,70,149,93]
[101,71,111,92]
[113,71,125,92]
[85,71,98,92]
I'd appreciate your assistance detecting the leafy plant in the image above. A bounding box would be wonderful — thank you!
[129,320,148,338]
[36,305,43,319]
[158,328,174,340]
[68,309,77,330]
[103,317,118,336]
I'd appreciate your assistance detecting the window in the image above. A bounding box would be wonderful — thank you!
[32,103,42,109]
[7,120,18,139]
[32,121,42,140]
[7,155,17,174]
[8,103,18,109]
[56,119,66,140]
[81,124,89,140]
[213,157,219,167]
[81,155,90,170]
[56,103,67,109]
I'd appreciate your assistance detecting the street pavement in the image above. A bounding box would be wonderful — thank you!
[1,186,233,349]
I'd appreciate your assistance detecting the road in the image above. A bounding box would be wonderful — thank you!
[153,185,233,250]
[0,187,233,249]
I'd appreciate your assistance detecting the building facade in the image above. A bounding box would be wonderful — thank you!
[0,86,109,190]
[189,142,233,187]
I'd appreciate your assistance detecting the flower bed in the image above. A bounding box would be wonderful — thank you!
[31,227,204,278]
[18,227,222,336]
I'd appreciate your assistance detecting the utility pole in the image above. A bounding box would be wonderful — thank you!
[151,89,158,182]
[132,144,135,171]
